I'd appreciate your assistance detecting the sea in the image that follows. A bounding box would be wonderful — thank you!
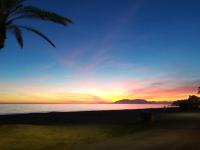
[0,104,171,115]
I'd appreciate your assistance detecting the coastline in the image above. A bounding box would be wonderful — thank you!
[0,103,171,116]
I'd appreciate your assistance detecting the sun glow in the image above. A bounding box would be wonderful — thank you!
[0,78,197,103]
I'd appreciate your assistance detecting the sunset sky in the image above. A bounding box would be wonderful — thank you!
[0,0,200,103]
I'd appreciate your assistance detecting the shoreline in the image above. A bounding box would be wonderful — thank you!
[0,103,172,116]
[0,107,179,125]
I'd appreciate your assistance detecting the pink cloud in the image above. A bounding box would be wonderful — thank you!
[130,83,197,100]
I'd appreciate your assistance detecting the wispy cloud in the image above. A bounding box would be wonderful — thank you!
[55,0,145,76]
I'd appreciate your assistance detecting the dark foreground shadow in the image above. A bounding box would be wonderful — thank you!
[0,108,178,125]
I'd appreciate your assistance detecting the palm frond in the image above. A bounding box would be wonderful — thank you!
[0,1,72,49]
[7,24,23,48]
[1,0,25,21]
[9,6,73,26]
[19,25,56,48]
[0,0,25,11]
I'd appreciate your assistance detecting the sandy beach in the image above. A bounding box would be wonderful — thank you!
[0,108,200,150]
[0,107,176,124]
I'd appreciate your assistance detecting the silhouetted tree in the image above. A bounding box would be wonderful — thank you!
[198,86,200,94]
[173,95,200,110]
[0,0,72,49]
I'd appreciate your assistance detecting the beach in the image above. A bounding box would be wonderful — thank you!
[0,107,172,124]
[0,108,200,150]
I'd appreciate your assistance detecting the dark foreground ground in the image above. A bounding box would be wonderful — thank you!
[0,108,200,150]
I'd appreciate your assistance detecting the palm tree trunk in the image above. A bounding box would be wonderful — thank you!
[0,36,5,49]
[0,26,6,50]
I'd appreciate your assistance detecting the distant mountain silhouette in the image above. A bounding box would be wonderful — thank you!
[114,99,171,104]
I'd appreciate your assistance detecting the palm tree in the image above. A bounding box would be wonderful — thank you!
[0,0,72,49]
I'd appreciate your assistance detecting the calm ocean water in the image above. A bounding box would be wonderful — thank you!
[0,104,171,115]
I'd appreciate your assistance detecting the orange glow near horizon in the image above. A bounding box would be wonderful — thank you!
[0,79,197,103]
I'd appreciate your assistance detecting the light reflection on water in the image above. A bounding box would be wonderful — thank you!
[0,104,171,115]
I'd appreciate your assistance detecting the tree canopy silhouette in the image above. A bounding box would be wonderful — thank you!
[0,0,73,49]
[198,86,200,94]
[173,95,200,110]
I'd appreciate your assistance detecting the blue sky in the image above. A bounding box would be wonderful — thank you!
[0,0,200,103]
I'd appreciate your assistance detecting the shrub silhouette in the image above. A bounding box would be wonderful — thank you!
[173,95,200,110]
